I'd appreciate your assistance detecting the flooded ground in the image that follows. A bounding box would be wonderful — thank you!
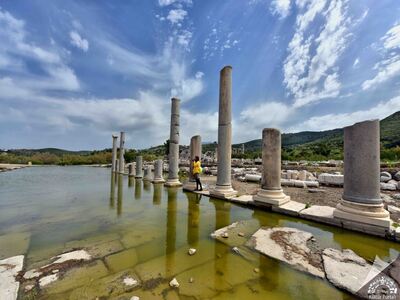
[1,166,400,299]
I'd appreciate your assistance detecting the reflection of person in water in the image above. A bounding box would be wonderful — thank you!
[192,156,203,191]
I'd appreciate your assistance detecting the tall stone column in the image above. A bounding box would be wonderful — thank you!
[210,66,237,199]
[111,135,118,172]
[334,120,390,229]
[183,135,202,191]
[165,98,182,187]
[152,159,165,183]
[253,128,290,206]
[118,132,125,174]
[135,156,143,179]
[128,164,135,177]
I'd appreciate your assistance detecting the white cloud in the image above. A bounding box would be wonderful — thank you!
[362,23,400,91]
[158,0,192,6]
[176,29,192,49]
[236,101,294,141]
[283,0,351,108]
[69,31,89,52]
[270,0,292,19]
[353,57,359,67]
[167,9,187,24]
[289,95,400,132]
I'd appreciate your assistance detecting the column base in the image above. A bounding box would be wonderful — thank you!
[183,181,196,191]
[152,178,166,184]
[253,189,290,207]
[333,199,391,228]
[210,185,238,199]
[165,178,182,187]
[143,177,152,182]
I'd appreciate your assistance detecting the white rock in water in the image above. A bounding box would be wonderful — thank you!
[24,284,34,292]
[188,248,197,256]
[130,297,140,300]
[23,269,42,279]
[381,183,397,191]
[0,255,24,300]
[232,247,240,254]
[322,248,371,295]
[39,274,58,287]
[52,249,91,264]
[169,278,180,288]
[123,277,138,286]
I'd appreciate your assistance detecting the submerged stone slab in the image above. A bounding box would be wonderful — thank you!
[0,255,24,300]
[272,200,306,217]
[105,248,138,273]
[0,232,30,259]
[299,206,341,226]
[211,220,260,247]
[322,248,371,296]
[230,195,254,205]
[52,249,91,264]
[248,227,324,278]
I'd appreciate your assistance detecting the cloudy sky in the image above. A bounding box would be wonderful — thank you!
[0,0,399,150]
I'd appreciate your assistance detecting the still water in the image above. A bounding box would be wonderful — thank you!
[1,166,399,299]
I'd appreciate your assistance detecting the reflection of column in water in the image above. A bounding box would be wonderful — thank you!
[211,199,231,290]
[165,187,178,277]
[153,183,163,205]
[251,210,280,291]
[128,176,134,188]
[143,180,151,192]
[135,179,142,200]
[109,173,116,209]
[186,192,200,248]
[117,174,123,216]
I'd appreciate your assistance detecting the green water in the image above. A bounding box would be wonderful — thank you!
[1,166,399,299]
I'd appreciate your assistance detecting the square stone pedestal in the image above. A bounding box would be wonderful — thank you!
[165,179,182,187]
[152,178,165,184]
[210,185,237,199]
[253,189,290,207]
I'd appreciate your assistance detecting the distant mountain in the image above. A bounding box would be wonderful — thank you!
[4,148,92,156]
[233,111,400,152]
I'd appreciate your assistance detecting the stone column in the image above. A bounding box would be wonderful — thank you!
[210,66,237,199]
[152,159,165,183]
[253,128,290,206]
[128,164,135,177]
[183,135,202,191]
[111,135,118,172]
[165,98,182,187]
[143,166,153,181]
[334,120,390,229]
[135,156,143,178]
[118,132,125,174]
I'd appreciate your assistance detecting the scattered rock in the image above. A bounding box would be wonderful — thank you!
[123,277,138,286]
[188,248,196,256]
[308,188,326,193]
[169,278,179,288]
[253,268,259,273]
[394,171,400,181]
[0,255,24,300]
[322,248,371,296]
[52,249,91,264]
[39,273,58,287]
[24,284,34,292]
[130,297,140,300]
[189,277,194,283]
[388,205,400,214]
[318,173,344,186]
[232,247,240,254]
[381,172,392,182]
[238,232,245,237]
[222,232,229,238]
[23,269,42,280]
[247,227,324,278]
[393,194,400,200]
[381,183,397,191]
[381,193,395,204]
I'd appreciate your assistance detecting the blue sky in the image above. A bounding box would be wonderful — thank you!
[0,0,399,150]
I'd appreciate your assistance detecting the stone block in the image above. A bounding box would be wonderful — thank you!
[272,200,306,217]
[300,206,341,226]
[318,173,344,186]
[381,182,397,191]
[0,255,24,300]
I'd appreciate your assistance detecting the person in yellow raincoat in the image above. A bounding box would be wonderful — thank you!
[193,156,203,191]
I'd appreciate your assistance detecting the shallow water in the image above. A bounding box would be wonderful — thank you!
[1,166,399,299]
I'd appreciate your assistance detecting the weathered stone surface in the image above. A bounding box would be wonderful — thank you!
[52,249,91,264]
[300,206,340,226]
[271,200,306,217]
[381,171,392,182]
[230,195,254,205]
[248,227,324,278]
[394,171,400,181]
[394,194,400,200]
[388,205,400,214]
[39,273,59,287]
[211,220,260,247]
[0,255,24,300]
[322,248,371,295]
